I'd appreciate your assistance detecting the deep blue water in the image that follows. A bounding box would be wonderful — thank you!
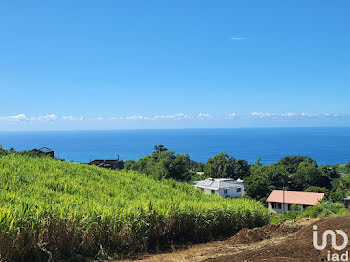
[0,127,349,165]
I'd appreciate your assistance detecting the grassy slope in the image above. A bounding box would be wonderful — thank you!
[0,155,271,261]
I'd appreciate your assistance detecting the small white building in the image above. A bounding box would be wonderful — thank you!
[267,190,325,213]
[194,178,244,198]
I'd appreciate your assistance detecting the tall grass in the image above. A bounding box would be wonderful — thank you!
[0,155,271,261]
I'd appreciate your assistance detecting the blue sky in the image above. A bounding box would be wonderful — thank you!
[1,0,349,130]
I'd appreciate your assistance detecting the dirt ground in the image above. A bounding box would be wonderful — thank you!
[117,216,350,262]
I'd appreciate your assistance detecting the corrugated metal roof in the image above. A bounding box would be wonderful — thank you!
[194,178,243,190]
[267,190,325,206]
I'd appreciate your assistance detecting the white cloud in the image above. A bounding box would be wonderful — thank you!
[1,114,57,122]
[62,116,84,121]
[108,117,119,121]
[251,112,272,118]
[7,114,29,121]
[280,112,298,117]
[37,114,57,121]
[197,113,213,120]
[231,37,247,40]
[62,116,75,121]
[250,112,337,119]
[226,113,238,119]
[124,115,147,120]
[120,113,191,121]
[153,113,190,120]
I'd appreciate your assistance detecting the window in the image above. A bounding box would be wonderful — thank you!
[211,190,215,194]
[288,204,291,211]
[272,202,282,209]
[237,187,241,193]
[224,189,228,194]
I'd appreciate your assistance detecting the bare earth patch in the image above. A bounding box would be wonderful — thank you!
[114,217,350,262]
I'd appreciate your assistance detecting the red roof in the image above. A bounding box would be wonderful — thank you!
[267,190,325,206]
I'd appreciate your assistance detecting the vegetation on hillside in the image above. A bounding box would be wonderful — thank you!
[126,145,250,181]
[0,154,271,261]
[124,145,350,205]
[271,201,350,224]
[0,145,50,158]
[244,156,347,204]
[337,162,350,175]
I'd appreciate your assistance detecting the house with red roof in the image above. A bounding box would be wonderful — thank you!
[267,190,325,213]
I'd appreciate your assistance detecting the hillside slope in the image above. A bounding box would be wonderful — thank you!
[0,155,271,261]
[120,216,350,262]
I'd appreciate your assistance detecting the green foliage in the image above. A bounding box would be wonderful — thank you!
[0,146,8,156]
[277,155,317,174]
[154,144,168,153]
[127,146,194,181]
[271,201,350,224]
[244,166,274,200]
[334,174,350,192]
[204,153,250,179]
[245,155,343,202]
[319,165,340,180]
[291,162,331,190]
[329,191,346,202]
[244,164,289,201]
[346,162,350,173]
[338,162,350,175]
[0,146,49,158]
[0,155,272,260]
[305,186,330,197]
[123,160,136,170]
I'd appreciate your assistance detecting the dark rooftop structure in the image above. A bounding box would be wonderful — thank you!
[89,154,124,170]
[32,147,55,158]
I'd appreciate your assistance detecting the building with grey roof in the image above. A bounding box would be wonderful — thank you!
[194,178,244,198]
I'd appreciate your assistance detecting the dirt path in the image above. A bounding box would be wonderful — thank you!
[117,216,350,262]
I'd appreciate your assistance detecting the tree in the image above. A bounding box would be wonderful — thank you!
[204,153,250,179]
[291,162,330,190]
[0,146,8,156]
[329,191,346,202]
[128,146,192,181]
[319,166,340,180]
[154,145,168,153]
[244,166,274,201]
[305,186,330,197]
[277,156,317,174]
[345,162,350,174]
[253,158,263,167]
[124,160,136,171]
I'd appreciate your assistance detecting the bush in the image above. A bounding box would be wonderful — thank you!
[305,186,330,197]
[329,191,346,202]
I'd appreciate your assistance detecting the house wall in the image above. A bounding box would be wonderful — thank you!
[199,185,244,198]
[268,202,289,214]
[268,202,310,213]
[218,185,244,198]
[203,188,218,195]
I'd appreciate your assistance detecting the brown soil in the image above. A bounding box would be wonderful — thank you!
[116,216,350,262]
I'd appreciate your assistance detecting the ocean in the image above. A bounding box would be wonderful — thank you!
[0,127,349,165]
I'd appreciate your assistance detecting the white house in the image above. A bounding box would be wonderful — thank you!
[194,178,244,198]
[267,190,325,213]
